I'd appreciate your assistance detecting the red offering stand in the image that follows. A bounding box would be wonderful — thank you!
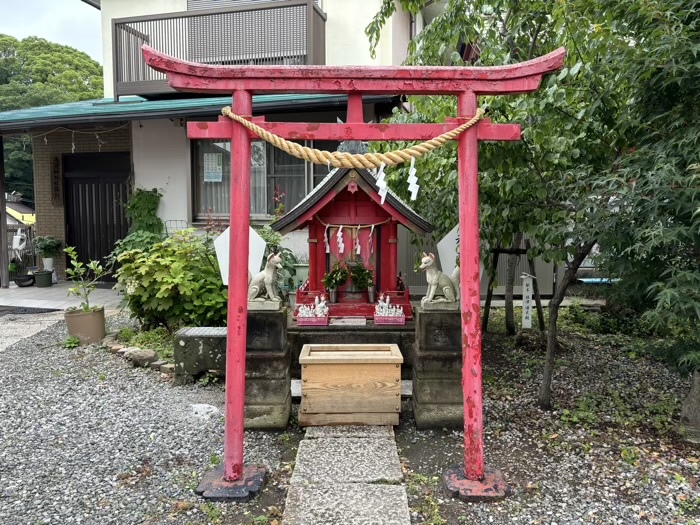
[373,315,406,326]
[296,315,329,326]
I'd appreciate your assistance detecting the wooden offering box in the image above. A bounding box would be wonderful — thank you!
[299,344,403,426]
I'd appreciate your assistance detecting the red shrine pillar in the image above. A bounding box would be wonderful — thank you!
[457,92,484,480]
[224,90,253,481]
[388,221,398,289]
[308,222,318,290]
[196,90,266,501]
[443,90,507,503]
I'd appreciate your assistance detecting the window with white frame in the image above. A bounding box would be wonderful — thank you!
[193,139,338,219]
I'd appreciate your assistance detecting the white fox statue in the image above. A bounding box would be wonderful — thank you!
[418,252,460,305]
[248,252,283,302]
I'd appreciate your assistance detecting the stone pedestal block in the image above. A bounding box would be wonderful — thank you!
[173,309,290,429]
[416,308,462,352]
[412,307,463,428]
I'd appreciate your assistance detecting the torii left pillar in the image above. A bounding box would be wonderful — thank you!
[194,90,267,502]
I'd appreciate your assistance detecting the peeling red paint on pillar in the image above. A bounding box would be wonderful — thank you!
[458,91,484,481]
[224,90,253,482]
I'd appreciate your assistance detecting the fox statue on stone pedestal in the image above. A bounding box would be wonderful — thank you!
[418,252,460,305]
[248,252,283,302]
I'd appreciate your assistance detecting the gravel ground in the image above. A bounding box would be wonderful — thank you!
[397,330,700,525]
[0,308,64,352]
[0,313,289,525]
[3,309,699,524]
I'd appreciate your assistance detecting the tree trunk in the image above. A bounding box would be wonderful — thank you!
[538,241,596,409]
[481,249,500,333]
[525,239,546,332]
[505,232,523,335]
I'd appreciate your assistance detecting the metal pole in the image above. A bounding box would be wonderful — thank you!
[0,136,10,289]
[457,92,484,480]
[224,90,252,481]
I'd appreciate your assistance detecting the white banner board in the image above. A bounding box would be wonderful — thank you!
[214,227,267,286]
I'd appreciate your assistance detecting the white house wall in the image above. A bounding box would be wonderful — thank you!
[325,0,409,66]
[101,0,410,98]
[131,119,190,226]
[280,229,308,261]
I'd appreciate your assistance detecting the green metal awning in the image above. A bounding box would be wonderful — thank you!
[0,94,391,135]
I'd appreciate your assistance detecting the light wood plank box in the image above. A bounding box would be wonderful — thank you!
[299,344,403,426]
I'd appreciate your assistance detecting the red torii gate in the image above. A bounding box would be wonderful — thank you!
[143,44,565,501]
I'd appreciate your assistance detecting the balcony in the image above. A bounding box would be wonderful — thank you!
[113,0,326,99]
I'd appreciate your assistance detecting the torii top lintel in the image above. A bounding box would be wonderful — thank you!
[142,45,565,96]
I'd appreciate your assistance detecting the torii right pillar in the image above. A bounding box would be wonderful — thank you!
[442,91,511,500]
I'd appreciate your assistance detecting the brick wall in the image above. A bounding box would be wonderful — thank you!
[32,125,131,278]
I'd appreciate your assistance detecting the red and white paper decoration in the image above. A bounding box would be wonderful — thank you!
[408,157,420,201]
[376,163,388,204]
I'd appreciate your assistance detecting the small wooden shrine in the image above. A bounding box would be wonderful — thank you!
[272,166,433,319]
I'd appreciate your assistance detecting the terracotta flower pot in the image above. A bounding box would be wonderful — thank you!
[64,307,106,345]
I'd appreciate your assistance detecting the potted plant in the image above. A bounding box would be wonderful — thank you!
[322,261,349,303]
[33,235,62,272]
[63,246,109,345]
[351,259,376,303]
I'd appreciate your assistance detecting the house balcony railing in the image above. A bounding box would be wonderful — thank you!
[112,0,326,98]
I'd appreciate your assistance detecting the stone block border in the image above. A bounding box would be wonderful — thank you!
[101,332,175,376]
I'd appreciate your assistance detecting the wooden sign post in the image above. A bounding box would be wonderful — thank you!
[522,273,535,330]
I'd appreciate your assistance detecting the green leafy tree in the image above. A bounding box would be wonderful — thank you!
[366,0,650,408]
[596,2,700,332]
[0,34,103,204]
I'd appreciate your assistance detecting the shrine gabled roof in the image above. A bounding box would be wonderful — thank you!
[271,167,434,235]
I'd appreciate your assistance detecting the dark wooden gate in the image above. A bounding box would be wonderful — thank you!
[64,152,131,277]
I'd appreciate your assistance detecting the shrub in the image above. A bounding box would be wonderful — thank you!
[117,327,136,344]
[255,225,297,288]
[64,246,109,311]
[115,230,227,329]
[33,236,63,258]
[131,327,173,361]
[107,230,164,268]
[125,188,164,235]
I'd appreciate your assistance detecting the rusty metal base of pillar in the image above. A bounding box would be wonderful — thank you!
[443,465,511,502]
[196,465,267,502]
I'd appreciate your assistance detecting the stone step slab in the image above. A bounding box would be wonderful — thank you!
[284,483,410,525]
[291,437,402,484]
[304,425,395,439]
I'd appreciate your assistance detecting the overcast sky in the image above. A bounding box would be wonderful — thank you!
[0,0,102,63]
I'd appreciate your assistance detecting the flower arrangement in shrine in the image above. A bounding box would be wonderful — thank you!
[351,257,376,303]
[322,261,349,303]
[350,258,374,290]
